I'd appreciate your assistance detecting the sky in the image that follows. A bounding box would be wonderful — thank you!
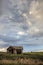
[0,0,43,52]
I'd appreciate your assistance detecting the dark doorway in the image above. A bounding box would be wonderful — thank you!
[11,49,14,54]
[17,49,22,54]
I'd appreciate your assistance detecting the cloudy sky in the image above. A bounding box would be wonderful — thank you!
[0,0,43,52]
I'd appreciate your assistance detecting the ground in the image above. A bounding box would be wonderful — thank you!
[0,52,43,65]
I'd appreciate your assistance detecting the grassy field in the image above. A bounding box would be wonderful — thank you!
[0,52,43,65]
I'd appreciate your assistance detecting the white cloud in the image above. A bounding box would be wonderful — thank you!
[35,49,43,52]
[27,0,43,37]
[22,13,32,26]
[29,0,43,21]
[0,48,7,52]
[39,50,43,52]
[17,31,25,35]
[29,1,39,15]
[27,27,39,35]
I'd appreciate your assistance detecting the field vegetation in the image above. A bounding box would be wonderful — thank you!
[0,52,43,65]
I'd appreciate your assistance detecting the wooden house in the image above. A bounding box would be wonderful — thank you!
[7,46,23,54]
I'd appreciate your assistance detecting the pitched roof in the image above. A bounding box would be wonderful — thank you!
[7,46,23,50]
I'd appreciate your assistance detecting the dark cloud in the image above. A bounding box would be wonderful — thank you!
[0,0,43,52]
[0,35,20,42]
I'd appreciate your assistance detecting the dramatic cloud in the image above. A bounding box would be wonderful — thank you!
[0,0,43,52]
[29,0,43,37]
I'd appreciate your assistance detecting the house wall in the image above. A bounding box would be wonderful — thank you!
[13,50,17,54]
[7,50,12,53]
[16,49,22,54]
[7,47,23,54]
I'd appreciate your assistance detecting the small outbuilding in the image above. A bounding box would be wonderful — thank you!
[7,46,23,54]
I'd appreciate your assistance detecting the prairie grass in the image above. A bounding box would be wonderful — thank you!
[0,52,43,65]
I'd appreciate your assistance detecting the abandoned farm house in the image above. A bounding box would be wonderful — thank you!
[7,46,23,54]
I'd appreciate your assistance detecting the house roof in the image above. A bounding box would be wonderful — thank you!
[7,46,23,50]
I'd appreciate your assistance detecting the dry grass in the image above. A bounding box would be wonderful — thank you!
[0,58,43,65]
[0,52,43,65]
